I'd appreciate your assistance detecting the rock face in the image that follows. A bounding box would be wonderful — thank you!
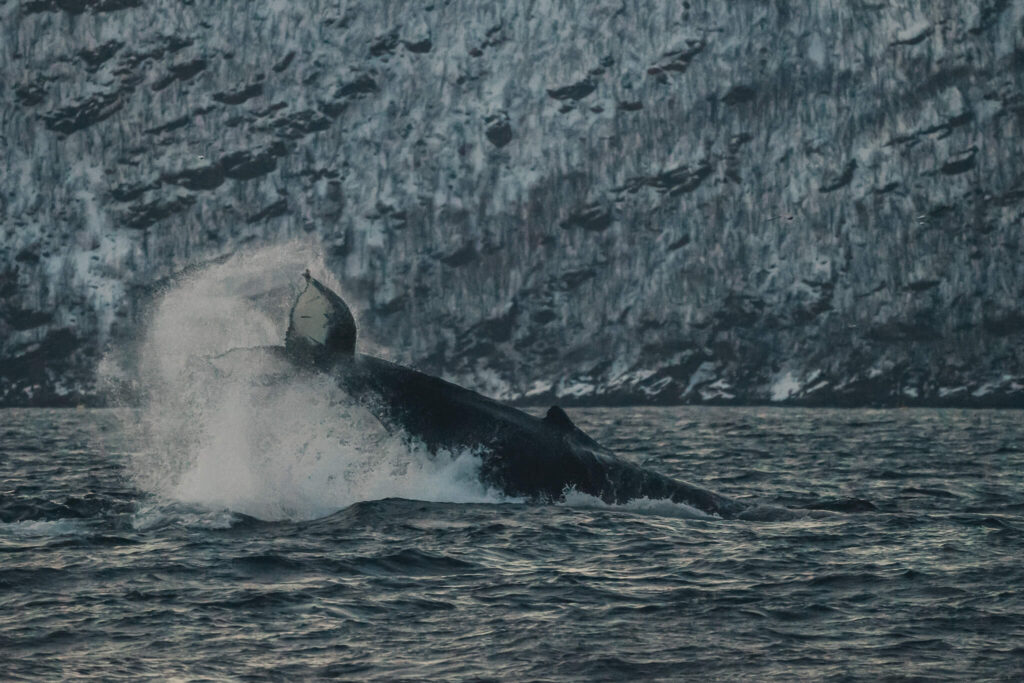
[2,1,1024,407]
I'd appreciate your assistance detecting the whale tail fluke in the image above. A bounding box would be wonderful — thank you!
[285,272,357,366]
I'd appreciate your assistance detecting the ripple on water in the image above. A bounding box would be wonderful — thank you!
[0,407,1021,680]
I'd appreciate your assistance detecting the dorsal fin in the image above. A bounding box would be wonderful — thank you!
[544,405,604,449]
[284,271,356,366]
[544,405,576,431]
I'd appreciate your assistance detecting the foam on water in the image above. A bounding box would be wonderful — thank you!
[559,487,715,520]
[130,504,241,532]
[124,244,504,521]
[0,519,90,537]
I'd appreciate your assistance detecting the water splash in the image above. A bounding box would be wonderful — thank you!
[123,243,501,521]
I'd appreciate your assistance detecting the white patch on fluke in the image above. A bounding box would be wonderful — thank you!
[290,284,331,346]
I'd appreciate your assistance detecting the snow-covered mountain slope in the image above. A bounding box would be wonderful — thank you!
[2,0,1023,406]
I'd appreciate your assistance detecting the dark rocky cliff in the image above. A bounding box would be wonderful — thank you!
[2,0,1024,406]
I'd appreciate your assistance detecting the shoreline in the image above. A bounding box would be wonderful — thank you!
[4,395,1023,410]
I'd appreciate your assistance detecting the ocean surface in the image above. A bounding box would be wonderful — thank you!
[2,406,1023,681]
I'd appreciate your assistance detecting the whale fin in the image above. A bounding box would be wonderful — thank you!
[285,270,357,366]
[543,405,577,431]
[544,405,606,450]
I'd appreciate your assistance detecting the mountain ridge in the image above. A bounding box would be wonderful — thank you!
[2,0,1023,407]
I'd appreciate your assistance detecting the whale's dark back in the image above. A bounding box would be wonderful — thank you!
[280,275,742,516]
[332,354,744,516]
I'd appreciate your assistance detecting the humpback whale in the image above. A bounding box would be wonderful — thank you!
[228,272,747,518]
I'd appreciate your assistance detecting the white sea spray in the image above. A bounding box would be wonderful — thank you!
[120,244,502,521]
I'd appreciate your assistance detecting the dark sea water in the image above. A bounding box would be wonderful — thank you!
[2,406,1023,681]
